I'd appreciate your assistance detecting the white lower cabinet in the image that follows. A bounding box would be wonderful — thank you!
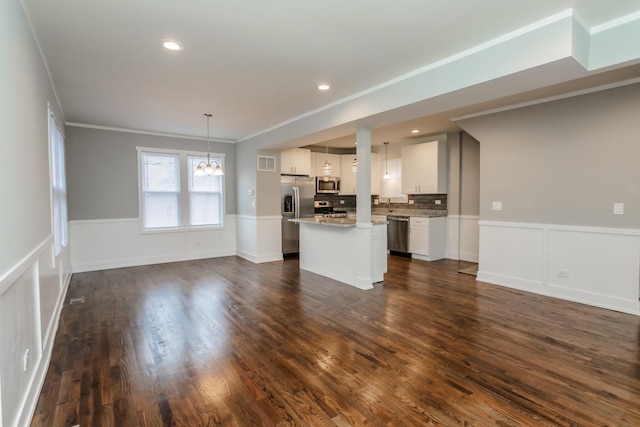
[409,216,446,261]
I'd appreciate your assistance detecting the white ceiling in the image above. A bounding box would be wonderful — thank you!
[21,0,640,147]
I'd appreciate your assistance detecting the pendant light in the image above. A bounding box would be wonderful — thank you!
[194,113,224,176]
[322,143,332,175]
[383,141,390,180]
[352,140,357,172]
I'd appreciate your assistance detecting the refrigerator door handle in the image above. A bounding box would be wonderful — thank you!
[293,186,300,219]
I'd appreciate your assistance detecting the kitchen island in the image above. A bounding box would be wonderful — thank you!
[289,217,387,290]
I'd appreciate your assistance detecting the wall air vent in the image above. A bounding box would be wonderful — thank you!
[257,155,276,172]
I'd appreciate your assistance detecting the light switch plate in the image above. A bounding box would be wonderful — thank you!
[492,201,503,211]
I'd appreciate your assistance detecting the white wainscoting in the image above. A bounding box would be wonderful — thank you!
[478,220,640,315]
[236,215,283,264]
[69,216,237,273]
[0,237,71,427]
[446,215,479,262]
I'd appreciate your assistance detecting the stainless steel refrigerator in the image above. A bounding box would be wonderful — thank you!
[281,176,315,255]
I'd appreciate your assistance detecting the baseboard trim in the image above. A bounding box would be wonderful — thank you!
[477,271,640,316]
[72,249,236,273]
[459,252,479,263]
[236,250,283,264]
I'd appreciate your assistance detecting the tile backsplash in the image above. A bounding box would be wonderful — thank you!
[377,194,448,212]
[314,194,447,212]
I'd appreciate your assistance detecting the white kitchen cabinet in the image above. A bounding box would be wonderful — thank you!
[409,216,446,261]
[401,140,447,194]
[339,153,379,195]
[281,148,311,175]
[309,152,316,177]
[340,154,357,194]
[314,153,341,178]
[370,153,380,195]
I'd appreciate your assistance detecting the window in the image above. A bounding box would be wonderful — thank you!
[188,155,223,226]
[49,106,68,257]
[140,152,181,228]
[138,148,224,230]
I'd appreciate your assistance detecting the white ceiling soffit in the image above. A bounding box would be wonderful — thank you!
[21,1,640,146]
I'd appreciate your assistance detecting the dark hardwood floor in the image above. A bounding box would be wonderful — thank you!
[31,256,640,426]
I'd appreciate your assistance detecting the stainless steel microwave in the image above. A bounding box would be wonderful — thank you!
[315,176,341,194]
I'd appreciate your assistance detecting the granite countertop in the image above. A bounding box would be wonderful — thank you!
[370,208,448,217]
[289,217,387,228]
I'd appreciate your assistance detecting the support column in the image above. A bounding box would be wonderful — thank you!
[355,128,373,289]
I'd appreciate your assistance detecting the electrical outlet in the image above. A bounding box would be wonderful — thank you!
[435,200,441,205]
[492,201,503,211]
[340,200,345,204]
[374,199,379,205]
[613,202,624,215]
[408,200,415,205]
[556,269,570,278]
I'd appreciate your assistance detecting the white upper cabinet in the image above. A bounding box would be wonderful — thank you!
[401,140,447,194]
[313,153,341,178]
[309,152,316,177]
[340,154,357,195]
[281,148,311,175]
[339,153,379,195]
[370,152,380,195]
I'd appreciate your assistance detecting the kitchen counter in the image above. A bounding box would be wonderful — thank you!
[294,217,387,290]
[290,217,388,227]
[370,208,448,217]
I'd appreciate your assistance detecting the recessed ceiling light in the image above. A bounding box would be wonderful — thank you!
[162,40,183,51]
[411,129,420,134]
[318,84,330,91]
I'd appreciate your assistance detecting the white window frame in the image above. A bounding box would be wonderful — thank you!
[139,151,181,230]
[187,154,225,228]
[48,104,68,259]
[137,147,225,233]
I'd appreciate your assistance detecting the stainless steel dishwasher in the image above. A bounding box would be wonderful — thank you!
[387,215,410,254]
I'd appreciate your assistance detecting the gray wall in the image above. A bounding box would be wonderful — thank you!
[235,140,282,217]
[256,150,282,216]
[458,81,640,228]
[446,131,480,216]
[66,126,236,220]
[235,141,258,216]
[0,0,65,273]
[447,132,461,215]
[460,132,480,216]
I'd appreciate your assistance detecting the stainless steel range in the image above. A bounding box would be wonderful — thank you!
[313,201,347,218]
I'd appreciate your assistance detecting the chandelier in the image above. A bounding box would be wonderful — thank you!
[195,113,224,176]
